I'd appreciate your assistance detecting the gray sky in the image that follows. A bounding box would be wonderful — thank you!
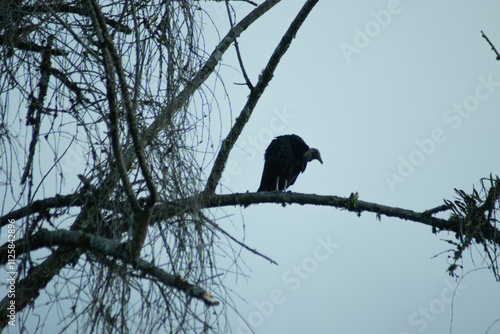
[1,1,499,333]
[201,1,500,333]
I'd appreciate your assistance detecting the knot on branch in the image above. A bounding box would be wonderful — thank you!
[344,192,361,216]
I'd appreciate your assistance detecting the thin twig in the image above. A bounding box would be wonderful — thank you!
[21,36,54,184]
[225,0,254,89]
[481,30,500,60]
[199,212,278,265]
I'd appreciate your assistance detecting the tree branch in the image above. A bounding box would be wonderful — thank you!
[0,3,283,323]
[0,1,296,330]
[225,0,254,89]
[203,0,320,194]
[481,30,500,60]
[20,3,133,34]
[158,191,500,246]
[136,0,282,161]
[87,0,157,256]
[0,229,218,328]
[21,36,54,184]
[0,246,83,329]
[0,34,67,56]
[0,194,85,228]
[86,0,140,213]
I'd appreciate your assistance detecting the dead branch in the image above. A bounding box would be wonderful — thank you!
[0,229,219,305]
[21,36,54,184]
[203,0,320,194]
[481,30,500,60]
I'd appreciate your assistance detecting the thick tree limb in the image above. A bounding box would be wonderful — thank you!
[0,246,83,329]
[0,229,218,328]
[11,229,218,305]
[2,187,499,330]
[159,191,500,246]
[0,194,85,228]
[5,190,500,248]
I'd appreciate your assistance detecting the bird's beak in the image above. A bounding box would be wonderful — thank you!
[317,156,323,164]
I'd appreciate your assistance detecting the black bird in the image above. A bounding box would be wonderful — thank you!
[257,134,323,192]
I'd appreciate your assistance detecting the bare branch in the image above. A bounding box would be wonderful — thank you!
[0,34,68,56]
[203,0,320,194]
[21,36,55,184]
[138,0,282,155]
[0,228,218,328]
[85,0,140,213]
[423,204,452,216]
[0,246,83,329]
[481,30,500,60]
[0,229,219,305]
[156,191,500,247]
[0,194,84,228]
[86,0,157,256]
[225,0,254,89]
[16,3,132,34]
[0,2,284,327]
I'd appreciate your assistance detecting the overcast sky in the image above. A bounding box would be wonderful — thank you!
[2,1,499,333]
[201,1,500,333]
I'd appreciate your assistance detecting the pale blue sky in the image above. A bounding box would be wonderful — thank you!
[201,1,500,333]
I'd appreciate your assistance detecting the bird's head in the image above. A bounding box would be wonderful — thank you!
[304,148,323,164]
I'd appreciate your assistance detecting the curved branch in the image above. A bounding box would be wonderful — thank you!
[0,229,218,308]
[225,0,253,89]
[0,194,85,228]
[203,0,320,194]
[87,0,156,256]
[86,0,140,213]
[158,191,500,247]
[481,30,500,60]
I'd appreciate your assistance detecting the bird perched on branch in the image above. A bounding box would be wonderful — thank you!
[257,134,323,192]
